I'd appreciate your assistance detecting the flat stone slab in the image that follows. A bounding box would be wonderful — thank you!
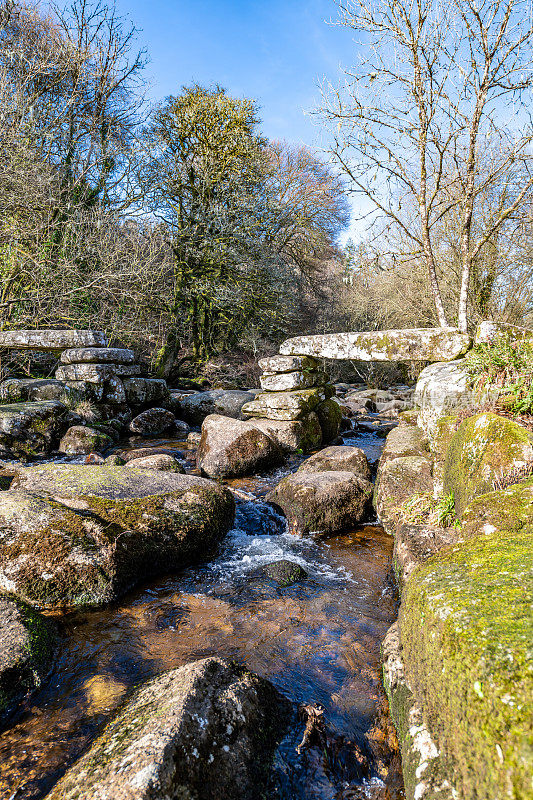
[242,387,329,421]
[280,327,472,361]
[56,363,141,383]
[259,370,327,392]
[258,355,319,373]
[60,347,135,364]
[0,330,107,351]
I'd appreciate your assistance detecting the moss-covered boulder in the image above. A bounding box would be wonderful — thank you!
[0,593,56,727]
[249,413,322,454]
[393,523,459,588]
[315,397,342,443]
[2,465,234,608]
[45,658,291,800]
[374,455,433,535]
[0,401,67,459]
[58,425,113,455]
[398,510,533,800]
[382,622,450,800]
[267,470,372,536]
[197,414,284,478]
[443,412,533,517]
[378,424,430,469]
[297,445,371,481]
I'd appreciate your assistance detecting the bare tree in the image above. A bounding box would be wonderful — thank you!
[322,0,533,331]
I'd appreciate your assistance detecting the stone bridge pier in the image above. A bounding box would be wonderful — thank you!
[243,322,533,444]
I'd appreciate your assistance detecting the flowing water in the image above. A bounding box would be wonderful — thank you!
[0,422,404,800]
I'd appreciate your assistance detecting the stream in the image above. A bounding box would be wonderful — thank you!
[0,421,404,800]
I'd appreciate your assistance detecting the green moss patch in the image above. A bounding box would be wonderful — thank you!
[443,413,533,517]
[400,521,533,799]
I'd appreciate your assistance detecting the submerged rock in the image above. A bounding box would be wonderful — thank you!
[262,559,308,586]
[46,657,291,800]
[197,414,284,478]
[2,465,234,608]
[128,408,176,436]
[58,425,113,455]
[0,594,56,726]
[298,445,371,481]
[268,471,373,536]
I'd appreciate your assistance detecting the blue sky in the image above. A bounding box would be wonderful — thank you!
[113,0,357,150]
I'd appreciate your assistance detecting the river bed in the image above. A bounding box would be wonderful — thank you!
[0,423,404,800]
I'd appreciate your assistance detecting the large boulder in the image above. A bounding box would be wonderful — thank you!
[0,594,56,726]
[0,401,67,459]
[58,425,113,455]
[414,360,498,435]
[45,658,291,800]
[129,408,176,436]
[315,398,342,442]
[242,386,329,421]
[2,465,234,608]
[396,490,533,800]
[197,415,284,478]
[123,378,169,406]
[474,320,533,345]
[374,455,433,535]
[298,445,371,480]
[443,412,533,517]
[268,470,373,536]
[178,390,256,425]
[249,413,322,453]
[280,327,472,361]
[393,523,459,588]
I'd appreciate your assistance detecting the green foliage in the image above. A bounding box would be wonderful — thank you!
[396,490,461,529]
[465,334,533,414]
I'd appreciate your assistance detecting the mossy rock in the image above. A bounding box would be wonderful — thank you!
[45,658,291,800]
[267,470,373,536]
[315,398,342,443]
[2,465,235,609]
[374,454,433,535]
[0,593,56,726]
[399,512,533,800]
[443,412,533,517]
